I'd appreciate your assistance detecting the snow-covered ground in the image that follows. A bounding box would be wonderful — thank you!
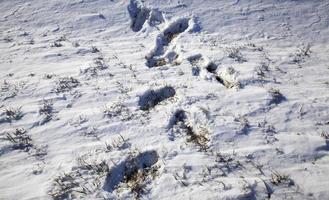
[1,0,329,199]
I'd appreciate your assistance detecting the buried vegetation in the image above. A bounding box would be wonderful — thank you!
[2,106,23,122]
[205,63,240,89]
[4,128,47,158]
[169,109,210,151]
[49,158,109,199]
[5,128,32,150]
[138,86,176,110]
[39,99,54,124]
[146,18,190,68]
[104,150,159,197]
[55,77,80,93]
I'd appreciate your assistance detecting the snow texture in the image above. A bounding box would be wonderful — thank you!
[0,0,329,199]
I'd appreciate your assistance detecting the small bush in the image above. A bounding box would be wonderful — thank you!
[255,62,270,79]
[235,116,250,135]
[103,102,132,121]
[3,106,23,121]
[55,77,79,93]
[270,171,294,186]
[39,100,53,122]
[105,134,131,151]
[170,110,210,151]
[214,151,243,176]
[125,167,159,198]
[5,128,32,150]
[225,47,247,63]
[104,150,159,197]
[121,151,159,197]
[50,158,109,199]
[1,80,19,100]
[4,128,47,158]
[81,57,108,77]
[291,44,311,64]
[154,58,167,67]
[186,125,210,151]
[83,127,98,138]
[51,41,62,47]
[76,157,109,175]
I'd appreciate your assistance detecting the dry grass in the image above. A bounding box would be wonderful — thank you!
[39,99,53,122]
[123,163,159,198]
[5,128,32,150]
[270,170,294,186]
[186,125,210,151]
[3,106,23,121]
[105,134,131,151]
[55,77,79,93]
[50,158,109,199]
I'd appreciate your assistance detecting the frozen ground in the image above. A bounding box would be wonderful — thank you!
[0,0,329,199]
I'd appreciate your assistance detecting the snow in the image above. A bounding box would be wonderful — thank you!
[0,0,329,199]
